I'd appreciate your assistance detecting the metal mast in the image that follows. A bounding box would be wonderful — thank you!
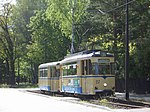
[70,0,76,54]
[125,0,129,100]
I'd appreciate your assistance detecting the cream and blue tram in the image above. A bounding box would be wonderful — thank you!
[38,61,60,92]
[60,50,115,95]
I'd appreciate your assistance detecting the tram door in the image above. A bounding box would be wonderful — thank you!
[50,67,55,91]
[50,66,60,91]
[81,60,92,94]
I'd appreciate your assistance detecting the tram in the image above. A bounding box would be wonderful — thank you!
[38,50,115,95]
[60,50,115,95]
[38,61,60,92]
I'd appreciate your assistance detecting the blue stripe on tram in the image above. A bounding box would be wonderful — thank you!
[40,86,51,91]
[62,75,115,79]
[62,86,82,94]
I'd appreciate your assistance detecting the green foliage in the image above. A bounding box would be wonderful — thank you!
[128,0,150,78]
[11,0,50,84]
[0,84,10,88]
[100,99,108,103]
[46,0,90,35]
[46,0,90,52]
[0,3,16,85]
[0,83,38,88]
[28,10,70,63]
[1,0,150,85]
[81,0,150,79]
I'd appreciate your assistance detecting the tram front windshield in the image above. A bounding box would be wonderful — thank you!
[92,62,114,75]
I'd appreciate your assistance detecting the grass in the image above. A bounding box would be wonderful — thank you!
[0,84,10,88]
[0,83,38,88]
[99,99,115,109]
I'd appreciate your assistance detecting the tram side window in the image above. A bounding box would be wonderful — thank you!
[53,67,56,77]
[69,64,77,75]
[63,63,77,76]
[110,63,115,75]
[40,69,48,77]
[43,69,48,77]
[81,61,84,75]
[56,69,60,77]
[92,63,99,75]
[82,60,92,75]
[87,60,92,75]
[50,67,52,77]
[40,70,43,77]
[67,66,72,75]
[50,67,56,77]
[63,66,68,76]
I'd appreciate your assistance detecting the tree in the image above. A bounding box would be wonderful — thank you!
[86,0,150,79]
[46,0,90,52]
[29,9,70,62]
[12,0,48,84]
[27,3,71,83]
[83,0,126,78]
[0,3,15,85]
[129,0,150,78]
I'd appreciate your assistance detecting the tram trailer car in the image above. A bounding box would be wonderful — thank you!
[38,50,115,95]
[38,62,60,92]
[60,50,115,95]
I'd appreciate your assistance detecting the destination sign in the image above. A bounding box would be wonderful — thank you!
[98,59,110,63]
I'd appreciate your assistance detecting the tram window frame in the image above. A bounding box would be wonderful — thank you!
[99,64,110,75]
[63,66,68,76]
[53,67,57,77]
[50,66,56,77]
[92,63,99,75]
[92,63,111,75]
[56,69,60,77]
[62,62,77,76]
[50,67,52,77]
[43,69,48,77]
[81,60,84,75]
[39,68,48,77]
[110,63,115,75]
[86,59,92,75]
[40,70,43,77]
[70,64,77,75]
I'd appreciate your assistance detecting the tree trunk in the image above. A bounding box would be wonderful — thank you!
[34,63,38,84]
[5,59,9,85]
[113,12,118,64]
[30,62,38,84]
[9,59,15,85]
[0,65,2,84]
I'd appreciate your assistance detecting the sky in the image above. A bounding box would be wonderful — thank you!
[0,0,16,11]
[0,0,16,14]
[0,0,16,5]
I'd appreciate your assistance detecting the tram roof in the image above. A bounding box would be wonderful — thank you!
[61,50,114,63]
[39,61,60,68]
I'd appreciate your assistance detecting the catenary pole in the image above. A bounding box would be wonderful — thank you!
[125,0,129,100]
[87,0,133,100]
[71,0,76,54]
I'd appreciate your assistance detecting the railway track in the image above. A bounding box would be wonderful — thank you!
[88,97,150,109]
[27,90,150,109]
[106,97,150,108]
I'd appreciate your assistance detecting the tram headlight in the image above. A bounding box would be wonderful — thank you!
[103,83,107,87]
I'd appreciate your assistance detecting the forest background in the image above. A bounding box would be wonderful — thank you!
[0,0,150,93]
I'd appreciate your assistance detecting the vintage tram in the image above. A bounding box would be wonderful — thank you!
[38,50,115,95]
[38,61,60,92]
